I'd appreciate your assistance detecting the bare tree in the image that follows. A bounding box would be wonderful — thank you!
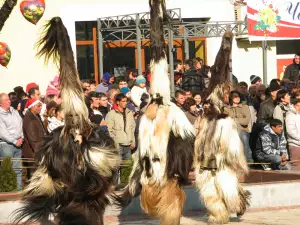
[0,0,18,32]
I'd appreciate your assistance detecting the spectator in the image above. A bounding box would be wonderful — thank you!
[89,80,97,92]
[106,93,136,183]
[174,59,183,73]
[248,86,256,99]
[88,92,106,127]
[273,89,291,125]
[131,75,148,107]
[119,79,128,89]
[183,98,198,124]
[120,87,136,112]
[140,93,150,115]
[46,76,60,97]
[195,57,203,72]
[255,119,291,170]
[174,90,186,110]
[98,92,109,119]
[284,53,300,81]
[0,93,23,190]
[252,84,266,113]
[107,88,119,109]
[185,90,192,98]
[257,81,281,127]
[96,73,114,93]
[47,104,64,133]
[294,89,300,99]
[250,75,262,87]
[126,69,138,89]
[182,59,205,93]
[224,91,253,162]
[8,92,18,110]
[43,101,58,129]
[83,87,89,98]
[81,80,91,92]
[193,93,203,114]
[23,98,48,179]
[286,99,300,170]
[199,65,211,89]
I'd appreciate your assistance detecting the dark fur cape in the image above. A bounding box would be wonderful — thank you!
[13,126,117,225]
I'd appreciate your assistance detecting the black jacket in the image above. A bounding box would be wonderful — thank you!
[284,62,300,81]
[182,69,205,93]
[257,98,275,128]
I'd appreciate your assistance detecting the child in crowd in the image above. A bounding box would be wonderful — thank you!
[131,75,148,107]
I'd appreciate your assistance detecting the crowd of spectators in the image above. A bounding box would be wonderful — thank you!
[1,54,300,190]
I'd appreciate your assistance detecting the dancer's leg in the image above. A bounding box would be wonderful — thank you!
[196,170,229,224]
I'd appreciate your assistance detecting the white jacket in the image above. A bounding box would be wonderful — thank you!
[48,117,64,133]
[286,108,300,147]
[131,86,147,107]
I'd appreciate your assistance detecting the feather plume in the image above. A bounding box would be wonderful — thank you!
[149,0,170,105]
[36,17,91,138]
[207,31,233,95]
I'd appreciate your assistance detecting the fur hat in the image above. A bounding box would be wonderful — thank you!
[136,75,146,85]
[250,75,261,85]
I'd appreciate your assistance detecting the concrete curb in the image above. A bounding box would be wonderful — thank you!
[1,181,300,223]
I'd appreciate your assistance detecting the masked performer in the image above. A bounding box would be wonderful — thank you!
[14,17,120,225]
[194,31,251,224]
[119,1,195,225]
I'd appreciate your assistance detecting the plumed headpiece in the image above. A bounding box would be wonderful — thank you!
[149,0,171,105]
[36,17,91,139]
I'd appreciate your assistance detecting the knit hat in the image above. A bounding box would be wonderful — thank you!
[135,75,146,85]
[120,87,130,95]
[25,98,42,109]
[269,82,281,92]
[102,72,111,83]
[26,82,38,94]
[250,75,262,85]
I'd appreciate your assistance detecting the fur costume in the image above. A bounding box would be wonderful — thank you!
[119,1,195,225]
[13,17,120,225]
[194,32,251,224]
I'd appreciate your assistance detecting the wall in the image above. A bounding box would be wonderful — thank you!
[0,0,277,94]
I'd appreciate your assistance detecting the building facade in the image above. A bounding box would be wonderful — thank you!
[0,0,295,93]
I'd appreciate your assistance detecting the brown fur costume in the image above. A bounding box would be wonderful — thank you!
[119,1,195,224]
[194,32,251,224]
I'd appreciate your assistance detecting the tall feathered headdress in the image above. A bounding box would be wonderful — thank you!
[208,31,233,92]
[149,0,170,105]
[37,17,91,139]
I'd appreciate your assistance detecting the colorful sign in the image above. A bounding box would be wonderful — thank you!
[20,0,45,25]
[0,42,11,68]
[277,58,293,80]
[247,0,300,40]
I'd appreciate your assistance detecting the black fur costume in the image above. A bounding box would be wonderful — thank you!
[13,17,120,225]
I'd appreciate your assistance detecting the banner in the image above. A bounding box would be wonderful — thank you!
[247,0,300,41]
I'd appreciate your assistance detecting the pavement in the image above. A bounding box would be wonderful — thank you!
[105,208,300,225]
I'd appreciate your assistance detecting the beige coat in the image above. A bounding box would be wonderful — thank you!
[106,108,136,147]
[224,104,251,132]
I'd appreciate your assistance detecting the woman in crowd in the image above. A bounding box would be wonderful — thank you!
[46,104,64,133]
[193,92,203,115]
[273,89,291,126]
[183,97,198,124]
[224,91,253,163]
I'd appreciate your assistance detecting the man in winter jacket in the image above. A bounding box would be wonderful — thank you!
[284,53,300,82]
[106,93,136,158]
[257,82,281,127]
[182,59,205,93]
[255,119,291,170]
[286,99,300,170]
